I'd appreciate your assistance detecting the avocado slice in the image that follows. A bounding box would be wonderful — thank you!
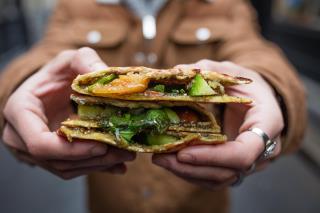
[163,108,180,124]
[188,74,217,96]
[119,129,137,142]
[146,134,178,145]
[88,74,117,92]
[96,74,117,85]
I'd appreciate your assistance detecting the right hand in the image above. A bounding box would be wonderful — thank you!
[2,47,136,179]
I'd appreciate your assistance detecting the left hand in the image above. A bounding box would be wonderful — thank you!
[152,59,284,190]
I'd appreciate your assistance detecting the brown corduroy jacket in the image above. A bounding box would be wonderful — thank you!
[0,0,306,212]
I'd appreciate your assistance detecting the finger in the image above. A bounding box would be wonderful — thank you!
[175,60,245,77]
[71,47,108,74]
[49,147,136,171]
[152,154,236,182]
[9,148,38,166]
[45,164,114,180]
[2,123,28,152]
[177,140,260,170]
[178,129,280,171]
[33,133,109,160]
[249,136,281,174]
[105,163,127,175]
[195,60,250,77]
[18,50,77,91]
[5,98,108,160]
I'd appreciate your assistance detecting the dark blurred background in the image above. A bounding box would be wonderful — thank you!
[0,0,319,213]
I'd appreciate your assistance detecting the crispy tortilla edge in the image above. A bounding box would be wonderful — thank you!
[58,126,226,153]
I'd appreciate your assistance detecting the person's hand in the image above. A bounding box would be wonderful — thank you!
[2,47,136,179]
[152,59,284,190]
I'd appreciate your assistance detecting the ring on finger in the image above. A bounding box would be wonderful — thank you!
[247,127,277,160]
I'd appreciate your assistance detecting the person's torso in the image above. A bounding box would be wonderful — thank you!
[59,0,235,68]
[60,0,236,212]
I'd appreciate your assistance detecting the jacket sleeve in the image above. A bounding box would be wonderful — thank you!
[0,0,75,135]
[216,0,306,153]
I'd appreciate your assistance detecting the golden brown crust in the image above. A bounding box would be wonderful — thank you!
[73,66,252,85]
[58,126,226,153]
[71,67,252,103]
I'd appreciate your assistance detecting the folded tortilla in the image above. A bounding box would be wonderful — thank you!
[58,94,226,153]
[71,66,252,103]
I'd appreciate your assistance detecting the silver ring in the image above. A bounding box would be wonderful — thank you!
[231,172,244,187]
[248,127,277,160]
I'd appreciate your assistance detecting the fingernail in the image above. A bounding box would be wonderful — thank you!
[91,146,108,156]
[178,153,193,162]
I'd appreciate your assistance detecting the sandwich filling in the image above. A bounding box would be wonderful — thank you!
[87,73,224,97]
[59,95,225,149]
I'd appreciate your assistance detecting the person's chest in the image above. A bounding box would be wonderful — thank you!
[62,0,234,67]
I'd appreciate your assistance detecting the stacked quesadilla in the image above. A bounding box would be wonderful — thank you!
[59,67,251,153]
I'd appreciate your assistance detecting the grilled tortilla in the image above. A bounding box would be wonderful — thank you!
[58,94,226,153]
[72,67,252,103]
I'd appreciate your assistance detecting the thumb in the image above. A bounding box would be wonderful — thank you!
[71,47,108,74]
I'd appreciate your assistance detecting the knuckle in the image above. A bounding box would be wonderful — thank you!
[3,98,16,122]
[78,47,95,54]
[57,50,76,59]
[197,59,211,65]
[3,102,10,118]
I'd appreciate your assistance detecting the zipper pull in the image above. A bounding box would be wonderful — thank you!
[142,15,156,40]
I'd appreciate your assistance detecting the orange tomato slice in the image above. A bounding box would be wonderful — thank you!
[92,74,150,95]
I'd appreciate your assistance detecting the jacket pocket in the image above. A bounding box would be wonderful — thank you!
[67,19,129,66]
[69,19,128,48]
[164,18,228,66]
